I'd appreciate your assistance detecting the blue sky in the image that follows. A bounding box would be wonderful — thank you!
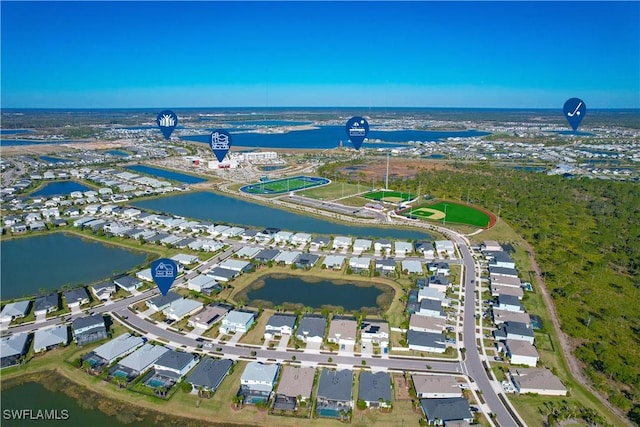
[1,1,638,108]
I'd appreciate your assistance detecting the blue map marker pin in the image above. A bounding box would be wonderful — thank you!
[345,116,369,150]
[156,110,178,140]
[151,258,178,296]
[563,98,586,131]
[209,129,232,162]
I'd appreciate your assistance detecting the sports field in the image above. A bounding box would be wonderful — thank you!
[363,190,416,203]
[402,201,492,227]
[240,175,329,195]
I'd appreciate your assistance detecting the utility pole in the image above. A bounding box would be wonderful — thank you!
[467,188,471,204]
[443,204,448,226]
[497,203,501,223]
[385,152,390,190]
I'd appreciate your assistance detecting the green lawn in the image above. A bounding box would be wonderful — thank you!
[363,190,416,202]
[406,201,490,227]
[241,176,329,195]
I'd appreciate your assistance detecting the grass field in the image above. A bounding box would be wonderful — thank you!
[403,201,492,228]
[240,176,329,195]
[363,190,416,203]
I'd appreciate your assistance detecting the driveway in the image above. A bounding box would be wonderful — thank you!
[277,334,289,351]
[227,330,244,345]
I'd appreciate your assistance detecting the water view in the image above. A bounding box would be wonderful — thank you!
[30,181,92,197]
[105,150,130,157]
[182,126,490,149]
[125,164,208,184]
[0,233,149,299]
[131,191,431,240]
[40,156,73,164]
[0,382,147,427]
[244,274,389,311]
[0,129,34,135]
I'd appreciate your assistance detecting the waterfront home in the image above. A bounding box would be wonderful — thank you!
[322,255,345,270]
[254,248,280,263]
[310,235,331,250]
[375,258,397,275]
[358,371,392,408]
[113,275,142,292]
[417,287,447,306]
[63,287,90,309]
[294,253,320,269]
[187,303,232,330]
[146,292,182,312]
[348,256,371,273]
[0,300,31,322]
[509,367,567,396]
[492,308,531,326]
[412,375,462,398]
[240,362,279,404]
[353,238,372,253]
[505,339,539,367]
[360,320,390,348]
[187,275,219,293]
[274,230,294,244]
[274,250,302,265]
[316,369,353,418]
[91,281,117,301]
[407,330,446,353]
[332,236,352,250]
[218,259,252,273]
[491,284,524,300]
[402,260,423,275]
[291,232,312,245]
[186,357,233,394]
[394,241,413,257]
[374,239,392,253]
[274,366,315,411]
[409,314,446,334]
[206,267,238,282]
[427,275,451,293]
[419,398,473,425]
[220,310,255,334]
[234,246,261,259]
[136,268,154,282]
[295,315,326,343]
[211,224,230,237]
[84,333,144,370]
[418,299,447,319]
[240,229,259,242]
[434,240,456,257]
[221,226,245,238]
[152,349,198,382]
[72,314,108,346]
[264,313,297,340]
[122,208,141,218]
[34,294,59,316]
[163,298,203,322]
[109,344,169,382]
[33,325,69,353]
[10,224,27,233]
[0,333,30,368]
[327,316,357,348]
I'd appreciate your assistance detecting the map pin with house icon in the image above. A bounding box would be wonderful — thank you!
[151,258,178,296]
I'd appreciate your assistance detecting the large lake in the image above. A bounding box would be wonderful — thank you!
[125,164,208,184]
[131,191,431,240]
[30,181,92,198]
[245,274,388,311]
[182,126,490,149]
[0,382,145,427]
[0,233,149,299]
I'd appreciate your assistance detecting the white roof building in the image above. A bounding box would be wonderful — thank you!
[0,300,31,322]
[274,250,302,265]
[93,333,144,364]
[402,260,423,275]
[332,236,352,250]
[33,325,69,353]
[163,299,203,321]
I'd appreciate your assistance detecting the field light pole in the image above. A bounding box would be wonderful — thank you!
[443,204,449,225]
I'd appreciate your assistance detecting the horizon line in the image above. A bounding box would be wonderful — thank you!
[3,106,639,111]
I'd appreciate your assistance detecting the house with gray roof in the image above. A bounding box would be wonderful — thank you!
[163,298,203,322]
[90,333,144,364]
[274,366,315,411]
[64,287,90,308]
[188,303,232,330]
[310,235,331,249]
[264,314,297,339]
[418,299,447,319]
[235,246,261,259]
[375,258,397,275]
[240,362,279,404]
[113,275,142,292]
[206,267,238,282]
[295,253,320,269]
[254,248,280,263]
[72,314,107,346]
[33,325,69,353]
[1,333,30,368]
[0,300,31,322]
[322,255,345,270]
[153,350,198,380]
[412,375,462,399]
[34,294,59,316]
[109,344,169,381]
[274,250,302,265]
[509,367,567,396]
[358,371,392,408]
[186,357,233,393]
[493,321,534,344]
[497,294,524,313]
[146,291,182,312]
[218,259,253,273]
[220,310,255,334]
[419,398,473,425]
[407,330,446,353]
[328,316,357,347]
[296,315,326,343]
[402,260,424,275]
[91,281,117,301]
[316,369,353,418]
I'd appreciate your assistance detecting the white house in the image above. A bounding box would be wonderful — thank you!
[412,375,462,398]
[506,339,539,367]
[328,317,357,347]
[322,255,345,270]
[332,236,352,250]
[509,368,568,396]
[352,239,372,253]
[374,239,392,253]
[274,231,294,244]
[0,301,31,322]
[394,241,413,257]
[163,298,203,322]
[291,232,312,245]
[360,321,389,348]
[402,260,423,275]
[435,240,456,257]
[220,310,255,334]
[348,257,371,273]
